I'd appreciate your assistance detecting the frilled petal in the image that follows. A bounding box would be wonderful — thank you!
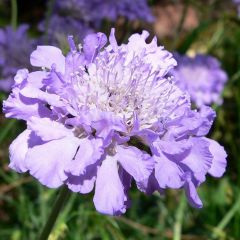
[173,107,216,138]
[204,138,227,177]
[20,85,63,107]
[93,155,127,215]
[116,145,154,192]
[28,117,74,141]
[184,178,203,208]
[9,130,31,172]
[66,138,103,175]
[3,88,51,121]
[154,154,185,189]
[25,136,80,188]
[152,139,192,159]
[181,137,212,183]
[13,68,29,86]
[30,46,65,73]
[197,106,216,135]
[66,162,99,194]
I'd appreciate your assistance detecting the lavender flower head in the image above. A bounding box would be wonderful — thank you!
[55,0,154,23]
[171,53,228,107]
[4,29,227,215]
[0,25,35,92]
[40,0,153,46]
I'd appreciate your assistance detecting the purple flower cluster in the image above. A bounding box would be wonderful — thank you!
[55,0,154,23]
[171,53,228,107]
[4,30,227,215]
[0,25,36,92]
[40,0,153,46]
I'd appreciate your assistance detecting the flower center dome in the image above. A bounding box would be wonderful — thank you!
[70,49,189,130]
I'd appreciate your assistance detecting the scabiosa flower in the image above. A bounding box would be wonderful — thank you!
[40,0,153,47]
[171,53,228,107]
[55,0,154,24]
[0,25,36,92]
[4,29,227,215]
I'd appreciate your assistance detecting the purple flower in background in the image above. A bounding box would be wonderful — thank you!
[4,29,227,215]
[0,25,36,92]
[39,15,93,46]
[171,53,228,107]
[40,0,153,47]
[55,0,154,23]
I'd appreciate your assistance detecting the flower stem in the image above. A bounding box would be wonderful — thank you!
[11,0,17,30]
[38,186,71,240]
[173,193,187,240]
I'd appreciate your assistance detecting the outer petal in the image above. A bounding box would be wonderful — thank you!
[154,154,184,189]
[173,107,216,138]
[66,138,103,175]
[14,68,29,86]
[28,117,74,141]
[66,138,108,194]
[184,178,203,208]
[25,136,79,188]
[20,85,64,107]
[116,145,154,192]
[145,172,162,195]
[9,130,31,172]
[93,155,127,215]
[118,167,132,209]
[3,88,50,120]
[66,162,99,194]
[152,139,192,158]
[30,46,65,73]
[196,106,216,136]
[181,137,212,182]
[204,138,227,177]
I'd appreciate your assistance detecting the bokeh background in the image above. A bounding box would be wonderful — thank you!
[0,0,240,239]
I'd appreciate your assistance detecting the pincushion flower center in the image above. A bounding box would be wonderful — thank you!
[72,54,185,130]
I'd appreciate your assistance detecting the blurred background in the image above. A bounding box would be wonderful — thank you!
[0,0,240,239]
